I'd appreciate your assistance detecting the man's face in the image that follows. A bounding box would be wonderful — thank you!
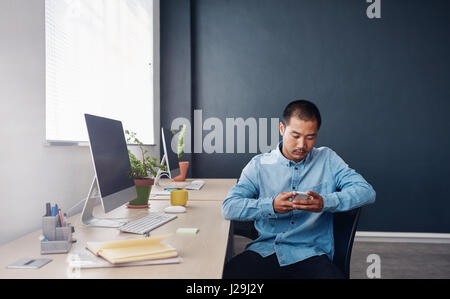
[280,117,318,163]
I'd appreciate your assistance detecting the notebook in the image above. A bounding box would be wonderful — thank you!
[86,234,178,264]
[69,251,182,269]
[149,188,170,197]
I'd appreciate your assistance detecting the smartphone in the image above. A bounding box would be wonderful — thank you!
[293,192,310,201]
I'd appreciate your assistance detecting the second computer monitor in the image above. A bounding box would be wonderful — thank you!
[156,127,175,180]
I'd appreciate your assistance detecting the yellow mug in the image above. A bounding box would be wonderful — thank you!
[170,189,188,206]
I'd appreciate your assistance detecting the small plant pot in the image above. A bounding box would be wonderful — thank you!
[173,161,190,182]
[128,178,154,206]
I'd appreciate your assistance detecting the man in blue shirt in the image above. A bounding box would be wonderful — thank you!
[222,99,376,279]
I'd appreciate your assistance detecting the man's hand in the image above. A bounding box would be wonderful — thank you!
[273,191,296,213]
[292,191,324,212]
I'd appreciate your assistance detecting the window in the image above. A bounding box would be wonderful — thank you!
[45,0,155,144]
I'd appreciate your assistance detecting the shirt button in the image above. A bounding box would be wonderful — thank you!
[295,167,298,170]
[275,242,278,245]
[292,186,296,189]
[291,221,295,225]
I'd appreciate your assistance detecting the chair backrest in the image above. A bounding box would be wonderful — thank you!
[232,219,259,240]
[231,207,362,279]
[332,207,361,279]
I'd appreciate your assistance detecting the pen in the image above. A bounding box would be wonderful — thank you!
[51,205,58,217]
[58,209,65,227]
[45,202,51,216]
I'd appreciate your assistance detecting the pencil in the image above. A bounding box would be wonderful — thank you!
[58,210,65,227]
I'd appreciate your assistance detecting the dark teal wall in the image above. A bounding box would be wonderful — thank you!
[161,0,450,233]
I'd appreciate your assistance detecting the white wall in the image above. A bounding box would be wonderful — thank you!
[0,0,160,245]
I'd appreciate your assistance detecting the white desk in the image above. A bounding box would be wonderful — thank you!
[0,179,237,279]
[152,178,237,201]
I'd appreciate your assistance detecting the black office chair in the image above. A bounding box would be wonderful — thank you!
[229,207,362,279]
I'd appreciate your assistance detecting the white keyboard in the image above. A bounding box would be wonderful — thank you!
[119,212,177,235]
[184,180,205,190]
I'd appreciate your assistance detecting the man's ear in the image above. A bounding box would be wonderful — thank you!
[279,122,285,137]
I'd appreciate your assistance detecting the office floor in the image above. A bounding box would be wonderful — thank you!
[233,236,450,279]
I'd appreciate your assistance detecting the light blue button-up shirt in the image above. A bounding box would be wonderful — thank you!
[222,143,376,266]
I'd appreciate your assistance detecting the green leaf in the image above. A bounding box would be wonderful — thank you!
[177,124,186,160]
[126,130,166,179]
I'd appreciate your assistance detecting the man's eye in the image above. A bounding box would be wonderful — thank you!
[307,136,315,140]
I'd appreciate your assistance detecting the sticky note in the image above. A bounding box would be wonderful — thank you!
[176,228,199,235]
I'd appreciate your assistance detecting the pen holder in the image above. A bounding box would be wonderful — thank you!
[41,216,73,254]
[42,216,58,241]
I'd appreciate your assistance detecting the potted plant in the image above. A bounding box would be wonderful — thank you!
[125,130,167,207]
[171,124,189,181]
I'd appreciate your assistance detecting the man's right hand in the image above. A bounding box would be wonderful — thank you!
[273,191,296,213]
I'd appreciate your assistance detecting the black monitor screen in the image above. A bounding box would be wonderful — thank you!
[85,114,134,198]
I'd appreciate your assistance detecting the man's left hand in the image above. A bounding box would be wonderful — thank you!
[292,191,324,212]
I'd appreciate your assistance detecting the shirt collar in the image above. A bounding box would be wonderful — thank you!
[276,142,313,167]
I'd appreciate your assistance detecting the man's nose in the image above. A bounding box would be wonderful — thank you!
[297,137,305,149]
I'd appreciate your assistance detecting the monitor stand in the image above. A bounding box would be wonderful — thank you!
[154,152,172,188]
[154,169,171,188]
[80,177,128,228]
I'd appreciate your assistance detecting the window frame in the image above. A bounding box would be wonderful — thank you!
[44,0,160,147]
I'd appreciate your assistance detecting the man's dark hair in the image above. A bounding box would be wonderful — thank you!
[282,99,322,129]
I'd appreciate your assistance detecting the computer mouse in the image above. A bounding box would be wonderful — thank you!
[164,206,186,214]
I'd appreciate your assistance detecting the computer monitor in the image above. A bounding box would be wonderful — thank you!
[81,114,137,227]
[155,127,172,185]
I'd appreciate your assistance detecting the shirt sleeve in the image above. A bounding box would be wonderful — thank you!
[222,157,277,221]
[322,149,376,212]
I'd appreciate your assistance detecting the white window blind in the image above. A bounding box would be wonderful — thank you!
[45,0,154,144]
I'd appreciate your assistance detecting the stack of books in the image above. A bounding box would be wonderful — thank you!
[80,234,180,268]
